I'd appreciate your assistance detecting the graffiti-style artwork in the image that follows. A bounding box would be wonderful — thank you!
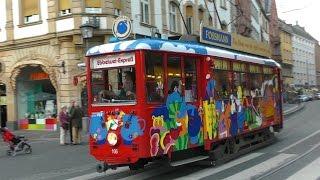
[89,113,107,145]
[121,115,145,145]
[89,111,145,146]
[203,100,218,140]
[150,91,204,156]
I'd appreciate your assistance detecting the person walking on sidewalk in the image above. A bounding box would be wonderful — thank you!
[68,101,75,144]
[70,101,83,145]
[59,106,70,145]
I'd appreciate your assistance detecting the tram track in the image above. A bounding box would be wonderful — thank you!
[256,136,320,179]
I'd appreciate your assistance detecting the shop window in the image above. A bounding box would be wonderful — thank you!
[184,57,197,102]
[59,0,72,16]
[21,0,40,24]
[91,67,136,104]
[16,67,57,121]
[167,56,182,95]
[140,0,150,24]
[145,52,164,103]
[85,0,102,13]
[214,59,230,99]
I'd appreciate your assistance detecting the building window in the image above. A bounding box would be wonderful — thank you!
[21,0,40,24]
[113,0,122,16]
[250,3,259,22]
[209,15,213,27]
[169,2,177,32]
[85,0,102,13]
[114,8,122,16]
[59,0,71,16]
[186,6,193,34]
[198,8,204,24]
[140,0,150,24]
[220,0,227,9]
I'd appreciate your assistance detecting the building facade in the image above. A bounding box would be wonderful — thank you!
[0,0,275,129]
[279,20,293,86]
[0,0,132,129]
[291,24,317,87]
[315,43,320,88]
[266,0,281,63]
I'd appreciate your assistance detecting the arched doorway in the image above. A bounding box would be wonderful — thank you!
[16,66,57,130]
[0,83,7,127]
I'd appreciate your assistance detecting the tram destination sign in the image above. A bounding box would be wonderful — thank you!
[91,53,135,69]
[200,25,271,57]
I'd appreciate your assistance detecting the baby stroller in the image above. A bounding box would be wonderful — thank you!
[1,127,32,156]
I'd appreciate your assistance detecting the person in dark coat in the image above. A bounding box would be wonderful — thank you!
[59,106,70,145]
[68,101,75,144]
[69,101,83,145]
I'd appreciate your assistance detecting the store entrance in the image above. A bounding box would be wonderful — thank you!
[0,83,6,128]
[16,66,57,130]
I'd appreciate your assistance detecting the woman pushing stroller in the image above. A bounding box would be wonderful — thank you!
[1,127,32,156]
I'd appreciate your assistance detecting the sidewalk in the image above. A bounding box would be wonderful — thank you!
[283,102,305,117]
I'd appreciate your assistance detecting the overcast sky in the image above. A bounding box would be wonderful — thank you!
[276,0,319,41]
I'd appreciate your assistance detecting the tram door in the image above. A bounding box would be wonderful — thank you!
[0,83,7,128]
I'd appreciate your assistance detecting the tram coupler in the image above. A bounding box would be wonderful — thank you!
[96,163,108,173]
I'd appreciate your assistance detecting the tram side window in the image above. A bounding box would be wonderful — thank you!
[91,70,105,103]
[249,65,262,97]
[184,57,197,102]
[233,62,249,97]
[214,59,230,99]
[167,56,182,95]
[145,52,164,103]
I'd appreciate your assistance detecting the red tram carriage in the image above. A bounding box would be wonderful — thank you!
[86,39,282,171]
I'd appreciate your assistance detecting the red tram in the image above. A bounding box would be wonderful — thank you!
[86,39,283,171]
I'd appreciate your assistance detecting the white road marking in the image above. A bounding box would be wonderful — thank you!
[67,167,128,180]
[286,156,320,180]
[175,152,264,180]
[223,153,296,180]
[278,129,320,153]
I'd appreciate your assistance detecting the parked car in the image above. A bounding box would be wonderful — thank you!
[297,95,309,102]
[307,94,314,101]
[314,92,320,100]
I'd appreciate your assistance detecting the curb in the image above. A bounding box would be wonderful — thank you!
[283,103,305,117]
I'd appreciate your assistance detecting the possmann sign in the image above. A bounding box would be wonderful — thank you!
[91,53,135,69]
[200,25,271,57]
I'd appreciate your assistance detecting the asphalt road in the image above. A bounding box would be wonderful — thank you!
[1,101,320,180]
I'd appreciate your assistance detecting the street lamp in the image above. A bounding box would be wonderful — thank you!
[80,23,97,52]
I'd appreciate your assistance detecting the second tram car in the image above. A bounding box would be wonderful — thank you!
[86,38,282,171]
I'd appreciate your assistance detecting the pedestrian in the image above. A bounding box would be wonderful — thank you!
[70,101,83,145]
[68,100,75,144]
[59,105,70,145]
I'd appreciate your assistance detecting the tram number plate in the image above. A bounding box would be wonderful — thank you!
[111,149,119,154]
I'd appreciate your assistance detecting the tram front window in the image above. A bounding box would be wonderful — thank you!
[91,67,136,104]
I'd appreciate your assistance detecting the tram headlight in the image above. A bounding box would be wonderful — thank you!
[107,132,118,146]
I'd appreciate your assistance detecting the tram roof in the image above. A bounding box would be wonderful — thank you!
[86,38,280,67]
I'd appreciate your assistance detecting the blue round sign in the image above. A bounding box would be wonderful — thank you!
[112,16,132,40]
